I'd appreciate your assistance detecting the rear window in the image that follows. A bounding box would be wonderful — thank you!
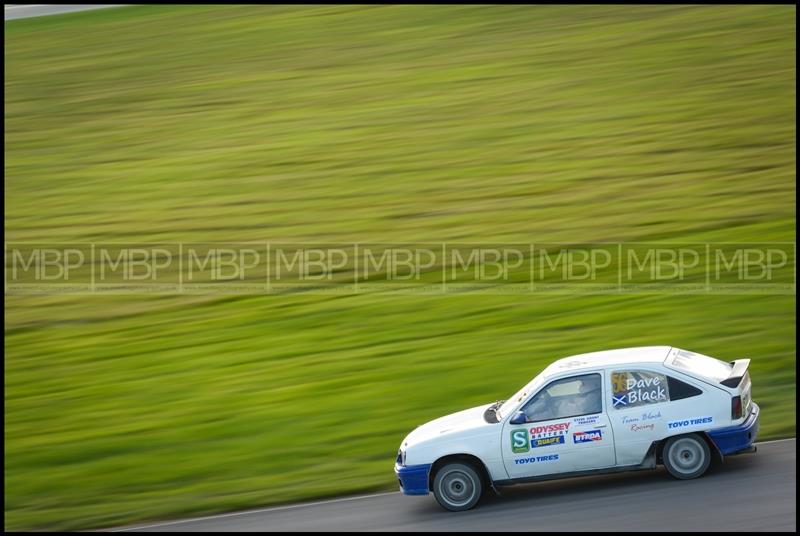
[667,376,703,400]
[670,349,732,381]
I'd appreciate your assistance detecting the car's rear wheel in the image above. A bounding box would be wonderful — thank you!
[663,433,711,479]
[432,462,483,511]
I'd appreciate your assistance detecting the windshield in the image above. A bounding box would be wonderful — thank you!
[497,373,546,420]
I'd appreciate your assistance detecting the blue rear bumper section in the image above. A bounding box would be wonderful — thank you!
[395,463,431,495]
[708,402,760,455]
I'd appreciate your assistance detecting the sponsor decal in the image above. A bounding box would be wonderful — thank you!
[573,429,603,443]
[530,422,570,435]
[668,416,714,430]
[641,410,662,421]
[573,415,601,425]
[514,454,559,465]
[511,429,530,453]
[532,435,565,448]
[612,372,669,408]
[558,360,589,369]
[529,421,570,448]
[630,423,655,432]
[622,410,662,425]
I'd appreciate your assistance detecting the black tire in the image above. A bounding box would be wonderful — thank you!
[432,462,483,511]
[662,433,711,480]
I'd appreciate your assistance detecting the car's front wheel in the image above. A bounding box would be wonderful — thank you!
[662,433,711,479]
[432,462,483,511]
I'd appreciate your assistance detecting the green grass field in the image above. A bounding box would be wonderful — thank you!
[4,5,796,531]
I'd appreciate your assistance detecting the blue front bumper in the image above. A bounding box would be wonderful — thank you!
[395,463,431,496]
[708,402,760,455]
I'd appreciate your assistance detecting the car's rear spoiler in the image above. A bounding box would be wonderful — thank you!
[720,359,751,387]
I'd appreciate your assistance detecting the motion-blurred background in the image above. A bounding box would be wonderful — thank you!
[4,5,796,531]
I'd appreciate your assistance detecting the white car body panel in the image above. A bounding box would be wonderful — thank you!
[401,403,507,480]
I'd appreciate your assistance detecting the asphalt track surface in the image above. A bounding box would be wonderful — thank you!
[4,4,123,21]
[114,438,795,532]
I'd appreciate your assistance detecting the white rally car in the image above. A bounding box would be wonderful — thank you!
[395,346,759,511]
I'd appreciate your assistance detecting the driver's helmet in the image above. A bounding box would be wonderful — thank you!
[578,377,600,394]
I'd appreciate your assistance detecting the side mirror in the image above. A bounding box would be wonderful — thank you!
[509,411,527,425]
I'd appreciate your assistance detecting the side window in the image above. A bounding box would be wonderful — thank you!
[522,373,602,422]
[667,376,703,400]
[610,370,669,409]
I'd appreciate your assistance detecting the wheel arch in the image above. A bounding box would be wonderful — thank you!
[428,453,493,491]
[654,431,723,465]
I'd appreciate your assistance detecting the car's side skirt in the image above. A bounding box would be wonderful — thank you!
[493,444,657,487]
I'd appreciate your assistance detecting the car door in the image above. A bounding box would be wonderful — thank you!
[501,371,616,479]
[607,367,710,466]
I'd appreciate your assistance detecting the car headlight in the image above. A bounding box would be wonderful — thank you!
[397,448,406,466]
